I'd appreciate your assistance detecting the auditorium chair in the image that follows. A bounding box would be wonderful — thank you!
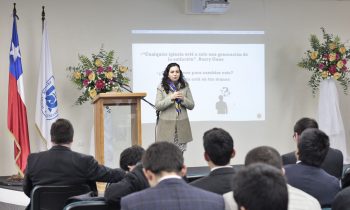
[63,200,112,210]
[30,185,91,210]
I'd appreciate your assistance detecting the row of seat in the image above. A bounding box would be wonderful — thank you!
[31,185,107,210]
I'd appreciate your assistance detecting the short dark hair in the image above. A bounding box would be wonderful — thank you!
[294,117,318,135]
[142,142,183,175]
[233,163,288,210]
[119,145,145,171]
[50,118,74,144]
[203,128,234,166]
[245,146,282,169]
[342,168,350,189]
[298,128,330,167]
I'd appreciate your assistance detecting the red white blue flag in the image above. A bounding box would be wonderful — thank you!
[7,15,30,175]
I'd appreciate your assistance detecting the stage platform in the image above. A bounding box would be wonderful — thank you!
[0,176,28,210]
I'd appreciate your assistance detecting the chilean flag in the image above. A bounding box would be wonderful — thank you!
[8,15,30,175]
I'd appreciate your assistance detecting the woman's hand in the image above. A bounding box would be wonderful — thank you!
[171,91,183,100]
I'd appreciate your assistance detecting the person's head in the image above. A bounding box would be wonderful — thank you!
[161,63,186,93]
[142,142,185,186]
[293,117,318,141]
[119,145,145,172]
[245,146,282,170]
[332,187,350,210]
[203,128,235,167]
[50,118,74,145]
[233,163,288,210]
[341,167,350,189]
[297,128,329,167]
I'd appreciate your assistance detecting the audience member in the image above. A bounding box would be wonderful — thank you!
[120,142,224,210]
[341,167,350,189]
[23,118,125,209]
[232,163,288,210]
[332,187,350,210]
[119,145,145,172]
[104,146,149,209]
[282,117,343,179]
[190,128,236,194]
[224,146,321,210]
[284,128,341,207]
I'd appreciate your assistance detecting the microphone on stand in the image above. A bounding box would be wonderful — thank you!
[116,81,132,93]
[116,81,158,118]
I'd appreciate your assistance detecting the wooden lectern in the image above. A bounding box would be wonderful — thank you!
[92,92,146,165]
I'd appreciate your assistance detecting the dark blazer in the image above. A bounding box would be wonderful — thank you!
[282,147,343,179]
[190,167,236,194]
[120,178,225,210]
[284,163,341,207]
[23,145,125,197]
[104,164,149,208]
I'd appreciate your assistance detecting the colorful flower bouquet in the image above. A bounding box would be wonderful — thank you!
[68,48,130,105]
[298,27,350,95]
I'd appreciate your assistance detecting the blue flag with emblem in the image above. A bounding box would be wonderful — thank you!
[35,20,59,150]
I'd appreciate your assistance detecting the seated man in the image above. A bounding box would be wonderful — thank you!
[224,146,321,210]
[282,117,343,179]
[119,145,145,172]
[190,128,236,194]
[23,119,125,208]
[104,145,149,208]
[120,142,225,210]
[233,163,288,210]
[284,128,341,207]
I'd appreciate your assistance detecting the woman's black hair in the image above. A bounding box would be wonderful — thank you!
[161,63,186,94]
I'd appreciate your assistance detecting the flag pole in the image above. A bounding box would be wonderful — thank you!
[13,2,21,179]
[13,3,19,20]
[42,6,45,33]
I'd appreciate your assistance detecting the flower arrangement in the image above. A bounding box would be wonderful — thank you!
[298,27,350,95]
[67,48,130,105]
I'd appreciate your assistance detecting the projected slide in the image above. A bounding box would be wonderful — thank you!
[132,44,265,123]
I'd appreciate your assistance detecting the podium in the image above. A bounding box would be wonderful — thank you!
[92,92,146,165]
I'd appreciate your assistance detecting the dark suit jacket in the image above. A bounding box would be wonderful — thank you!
[189,167,236,194]
[282,147,343,179]
[120,178,224,210]
[284,163,341,207]
[104,164,149,209]
[23,145,125,197]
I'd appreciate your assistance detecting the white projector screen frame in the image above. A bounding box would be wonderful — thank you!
[132,43,265,123]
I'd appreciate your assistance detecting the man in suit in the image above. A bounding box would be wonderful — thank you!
[233,163,289,210]
[118,145,145,172]
[282,117,343,179]
[120,142,224,210]
[105,146,149,209]
[224,146,321,210]
[284,128,341,207]
[23,118,125,207]
[190,127,236,194]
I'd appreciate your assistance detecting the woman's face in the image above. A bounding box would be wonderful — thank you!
[168,66,180,82]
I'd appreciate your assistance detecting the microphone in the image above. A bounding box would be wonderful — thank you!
[115,80,158,113]
[116,81,132,93]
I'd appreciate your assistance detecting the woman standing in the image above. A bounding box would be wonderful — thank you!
[155,63,195,152]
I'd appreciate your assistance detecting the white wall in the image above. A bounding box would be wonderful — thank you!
[1,0,350,175]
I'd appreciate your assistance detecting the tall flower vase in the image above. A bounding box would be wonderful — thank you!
[318,78,348,163]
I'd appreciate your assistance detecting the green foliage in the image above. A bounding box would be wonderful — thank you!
[67,48,130,105]
[298,28,350,95]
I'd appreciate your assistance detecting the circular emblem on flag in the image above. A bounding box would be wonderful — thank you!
[40,77,58,120]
